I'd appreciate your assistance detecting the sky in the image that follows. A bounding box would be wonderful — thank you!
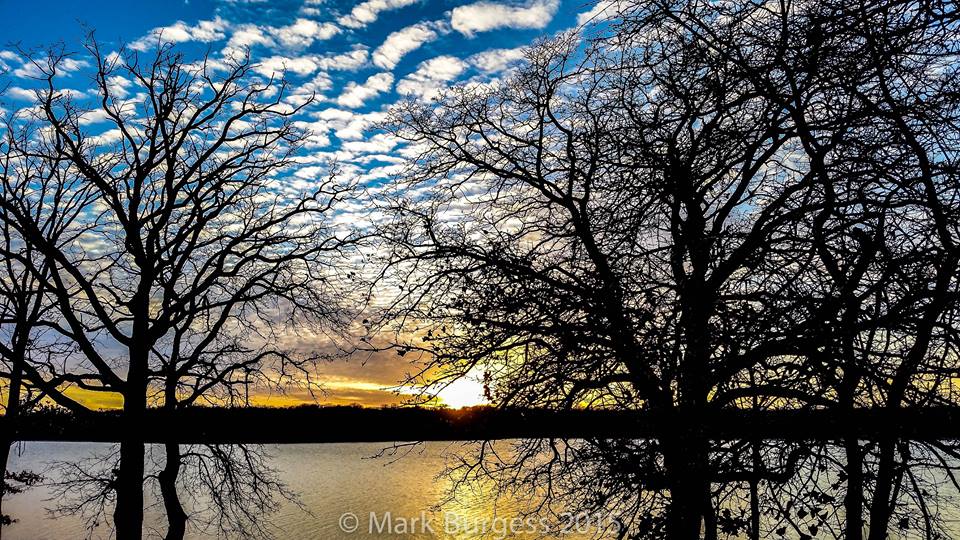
[0,0,609,408]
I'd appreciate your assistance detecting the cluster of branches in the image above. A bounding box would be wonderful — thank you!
[377,0,960,538]
[0,38,358,539]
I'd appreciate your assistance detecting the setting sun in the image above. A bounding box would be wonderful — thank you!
[436,378,487,409]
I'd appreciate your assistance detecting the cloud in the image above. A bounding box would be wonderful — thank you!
[226,24,275,51]
[130,17,229,51]
[301,108,388,142]
[11,57,90,79]
[338,0,419,28]
[468,46,528,73]
[223,19,341,58]
[315,48,369,71]
[285,70,332,106]
[106,75,134,98]
[337,72,394,108]
[451,0,559,36]
[6,87,38,101]
[295,71,333,93]
[341,132,399,154]
[272,18,341,49]
[256,55,323,76]
[372,22,442,70]
[78,108,115,126]
[253,48,369,77]
[0,50,18,73]
[576,0,619,25]
[396,55,467,100]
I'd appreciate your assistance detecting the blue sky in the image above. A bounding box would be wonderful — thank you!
[0,0,595,118]
[0,0,608,407]
[0,0,606,203]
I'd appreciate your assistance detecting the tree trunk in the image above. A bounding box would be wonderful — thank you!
[0,439,10,526]
[115,344,148,540]
[1,341,24,526]
[844,438,864,540]
[749,441,761,540]
[663,436,709,540]
[866,439,896,540]
[114,439,145,540]
[159,442,187,540]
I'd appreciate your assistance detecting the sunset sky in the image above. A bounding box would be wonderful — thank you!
[0,0,608,408]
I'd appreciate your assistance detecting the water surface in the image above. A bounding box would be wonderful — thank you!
[5,441,587,539]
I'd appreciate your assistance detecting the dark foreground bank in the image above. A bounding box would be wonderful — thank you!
[4,406,960,443]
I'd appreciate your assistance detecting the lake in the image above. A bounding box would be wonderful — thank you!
[4,441,597,540]
[10,440,960,539]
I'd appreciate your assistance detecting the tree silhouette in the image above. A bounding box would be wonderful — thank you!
[0,38,356,539]
[378,0,960,537]
[0,96,90,527]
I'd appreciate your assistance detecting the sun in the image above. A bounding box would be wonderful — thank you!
[436,377,488,409]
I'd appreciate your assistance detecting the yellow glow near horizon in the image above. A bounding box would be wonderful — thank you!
[436,377,487,409]
[11,375,492,411]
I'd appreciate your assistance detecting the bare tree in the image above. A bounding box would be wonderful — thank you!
[377,0,960,538]
[0,38,356,539]
[378,26,825,536]
[625,1,960,536]
[0,108,90,526]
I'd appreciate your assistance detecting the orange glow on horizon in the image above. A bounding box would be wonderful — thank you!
[16,375,492,411]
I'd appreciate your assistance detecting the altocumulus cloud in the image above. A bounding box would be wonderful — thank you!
[451,0,560,36]
[397,55,468,100]
[129,17,230,51]
[338,0,420,28]
[337,72,395,108]
[372,21,446,70]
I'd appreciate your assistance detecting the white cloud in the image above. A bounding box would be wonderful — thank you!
[59,88,88,99]
[88,128,124,146]
[78,108,114,126]
[0,50,18,73]
[6,87,37,101]
[305,108,387,141]
[338,0,419,28]
[227,24,275,50]
[353,153,405,165]
[337,72,394,108]
[372,22,442,70]
[12,57,90,79]
[468,46,528,73]
[315,48,370,71]
[451,0,559,36]
[272,18,341,49]
[300,130,333,148]
[294,164,331,180]
[576,0,619,25]
[130,17,229,51]
[396,55,467,100]
[253,48,368,77]
[12,63,43,79]
[255,55,323,76]
[106,75,134,98]
[298,72,334,94]
[223,19,340,59]
[342,132,399,154]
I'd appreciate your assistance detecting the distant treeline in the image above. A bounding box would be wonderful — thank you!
[4,405,960,443]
